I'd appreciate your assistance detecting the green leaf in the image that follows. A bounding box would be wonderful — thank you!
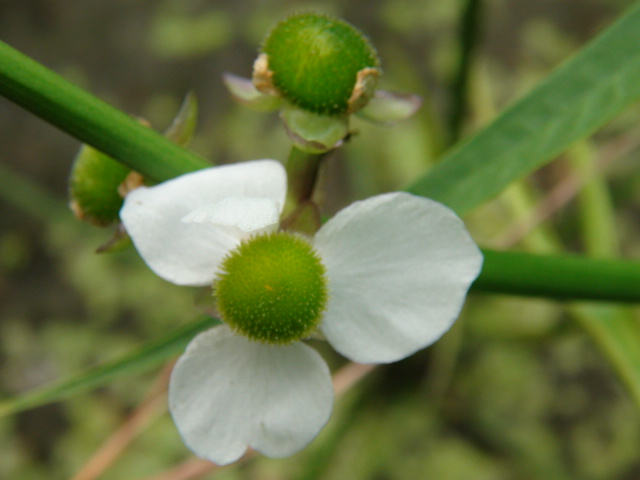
[407,2,640,215]
[0,316,219,417]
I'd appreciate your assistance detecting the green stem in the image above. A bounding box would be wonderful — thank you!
[474,249,640,303]
[284,146,327,209]
[448,0,483,144]
[280,146,327,234]
[0,40,209,183]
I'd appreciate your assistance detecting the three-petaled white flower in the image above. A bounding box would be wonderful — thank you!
[120,159,482,465]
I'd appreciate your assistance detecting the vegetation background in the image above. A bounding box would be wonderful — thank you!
[1,0,639,479]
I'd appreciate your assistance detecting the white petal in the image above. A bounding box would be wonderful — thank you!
[169,326,333,465]
[314,192,483,364]
[182,196,280,235]
[120,160,287,286]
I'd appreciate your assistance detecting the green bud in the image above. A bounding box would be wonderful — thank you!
[214,232,328,345]
[255,13,381,116]
[69,145,131,226]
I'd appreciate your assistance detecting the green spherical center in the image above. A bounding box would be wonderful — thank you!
[214,232,328,345]
[261,13,380,115]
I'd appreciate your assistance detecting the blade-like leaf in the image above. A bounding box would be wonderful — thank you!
[0,316,219,417]
[407,2,640,215]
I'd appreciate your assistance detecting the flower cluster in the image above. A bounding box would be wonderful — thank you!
[120,160,483,465]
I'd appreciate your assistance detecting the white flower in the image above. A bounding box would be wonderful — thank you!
[120,159,483,465]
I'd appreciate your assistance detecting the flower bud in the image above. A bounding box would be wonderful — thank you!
[254,13,381,116]
[69,145,131,226]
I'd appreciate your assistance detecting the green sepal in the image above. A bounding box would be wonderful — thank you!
[163,91,199,146]
[95,223,132,253]
[281,106,349,153]
[222,73,282,111]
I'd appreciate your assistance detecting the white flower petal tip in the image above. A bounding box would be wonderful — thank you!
[315,192,483,364]
[169,326,334,465]
[120,160,287,286]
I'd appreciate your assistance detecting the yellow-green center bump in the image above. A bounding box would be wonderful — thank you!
[214,232,329,345]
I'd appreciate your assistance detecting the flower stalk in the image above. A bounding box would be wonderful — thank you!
[280,146,328,234]
[473,249,640,303]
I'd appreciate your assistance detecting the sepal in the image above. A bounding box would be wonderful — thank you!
[164,91,200,146]
[280,107,349,153]
[222,73,282,112]
[357,90,423,124]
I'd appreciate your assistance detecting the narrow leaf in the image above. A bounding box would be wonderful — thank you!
[0,316,219,417]
[407,2,640,215]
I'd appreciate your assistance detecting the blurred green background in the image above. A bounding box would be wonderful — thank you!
[1,0,640,479]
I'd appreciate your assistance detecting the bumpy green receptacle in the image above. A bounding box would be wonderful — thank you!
[261,13,380,116]
[69,145,131,226]
[214,232,328,345]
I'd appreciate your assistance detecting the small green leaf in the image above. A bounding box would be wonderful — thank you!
[407,2,640,215]
[0,315,220,417]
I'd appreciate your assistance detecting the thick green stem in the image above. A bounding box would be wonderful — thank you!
[0,40,209,182]
[474,249,640,303]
